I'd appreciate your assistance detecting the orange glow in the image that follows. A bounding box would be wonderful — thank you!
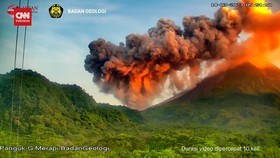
[249,55,270,68]
[250,50,280,69]
[252,0,272,15]
[233,0,280,69]
[268,48,280,68]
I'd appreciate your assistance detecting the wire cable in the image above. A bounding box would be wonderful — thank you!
[16,0,29,149]
[10,0,22,144]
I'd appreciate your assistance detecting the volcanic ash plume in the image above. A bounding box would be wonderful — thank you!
[85,0,280,110]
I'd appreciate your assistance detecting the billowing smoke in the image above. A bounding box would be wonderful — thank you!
[85,0,280,110]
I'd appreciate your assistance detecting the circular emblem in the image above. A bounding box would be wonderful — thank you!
[49,4,63,18]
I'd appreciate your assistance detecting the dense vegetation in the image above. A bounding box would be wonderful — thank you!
[0,68,279,157]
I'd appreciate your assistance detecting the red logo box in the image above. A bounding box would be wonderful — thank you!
[14,8,32,26]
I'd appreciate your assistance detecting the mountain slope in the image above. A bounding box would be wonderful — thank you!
[0,69,143,134]
[142,62,280,131]
[0,67,279,157]
[158,62,280,105]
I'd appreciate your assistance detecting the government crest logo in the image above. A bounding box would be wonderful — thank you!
[49,4,63,18]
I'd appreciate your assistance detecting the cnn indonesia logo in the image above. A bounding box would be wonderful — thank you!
[14,8,32,26]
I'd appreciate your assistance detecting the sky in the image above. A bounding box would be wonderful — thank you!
[0,0,279,105]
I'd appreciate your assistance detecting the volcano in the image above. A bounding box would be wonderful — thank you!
[159,62,280,105]
[142,62,280,131]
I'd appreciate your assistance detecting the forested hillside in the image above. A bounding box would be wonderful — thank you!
[0,68,279,157]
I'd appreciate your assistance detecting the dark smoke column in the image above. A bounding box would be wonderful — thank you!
[84,7,242,110]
